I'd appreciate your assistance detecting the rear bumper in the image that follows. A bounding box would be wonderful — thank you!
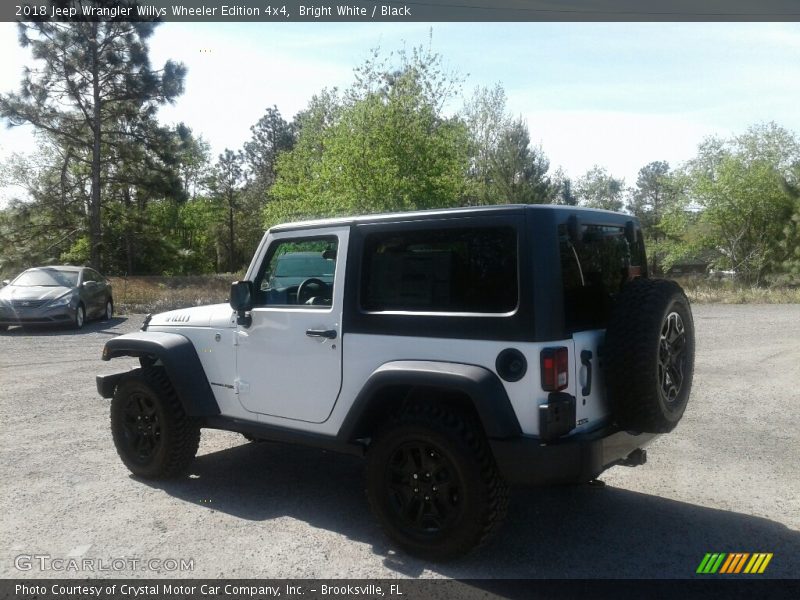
[490,427,658,486]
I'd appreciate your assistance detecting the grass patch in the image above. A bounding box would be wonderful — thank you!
[674,277,800,304]
[110,274,242,314]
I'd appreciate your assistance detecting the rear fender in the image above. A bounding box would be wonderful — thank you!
[338,360,522,441]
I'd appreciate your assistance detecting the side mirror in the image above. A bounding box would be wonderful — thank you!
[229,280,254,326]
[1,279,9,287]
[82,280,96,288]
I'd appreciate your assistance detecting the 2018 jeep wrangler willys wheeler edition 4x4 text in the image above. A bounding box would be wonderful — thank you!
[97,205,695,559]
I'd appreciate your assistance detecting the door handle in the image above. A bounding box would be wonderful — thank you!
[581,350,593,396]
[306,328,337,340]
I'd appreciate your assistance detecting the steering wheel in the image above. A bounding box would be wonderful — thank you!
[296,278,328,305]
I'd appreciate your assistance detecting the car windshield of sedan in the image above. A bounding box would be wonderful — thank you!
[12,269,79,287]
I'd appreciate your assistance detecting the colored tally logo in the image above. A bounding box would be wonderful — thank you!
[696,552,773,574]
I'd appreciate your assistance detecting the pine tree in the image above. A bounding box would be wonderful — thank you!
[0,4,185,269]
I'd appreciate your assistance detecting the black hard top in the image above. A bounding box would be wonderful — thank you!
[270,204,636,233]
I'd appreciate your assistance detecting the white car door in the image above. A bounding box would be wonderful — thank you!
[235,227,348,423]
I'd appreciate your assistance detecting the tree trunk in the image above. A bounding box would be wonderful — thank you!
[58,148,72,230]
[228,196,235,272]
[89,23,103,271]
[123,187,134,276]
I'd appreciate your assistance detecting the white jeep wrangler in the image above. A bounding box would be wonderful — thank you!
[97,205,695,559]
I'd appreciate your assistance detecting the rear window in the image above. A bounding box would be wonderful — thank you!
[560,224,644,332]
[360,226,518,314]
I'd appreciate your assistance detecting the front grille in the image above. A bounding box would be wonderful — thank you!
[10,299,49,309]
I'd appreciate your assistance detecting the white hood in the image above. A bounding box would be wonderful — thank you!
[148,303,236,328]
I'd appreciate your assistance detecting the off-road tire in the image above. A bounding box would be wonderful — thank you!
[366,402,508,560]
[110,368,200,479]
[605,278,695,433]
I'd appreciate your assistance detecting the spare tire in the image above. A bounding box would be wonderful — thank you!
[605,278,695,433]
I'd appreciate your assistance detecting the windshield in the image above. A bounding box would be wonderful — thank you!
[12,269,79,287]
[274,256,335,278]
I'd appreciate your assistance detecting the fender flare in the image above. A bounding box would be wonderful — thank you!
[97,331,220,417]
[338,360,522,441]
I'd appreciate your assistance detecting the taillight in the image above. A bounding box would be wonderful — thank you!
[541,347,569,391]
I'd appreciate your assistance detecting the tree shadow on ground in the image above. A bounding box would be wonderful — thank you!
[143,439,800,579]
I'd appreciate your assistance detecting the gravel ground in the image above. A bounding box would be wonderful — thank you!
[1,305,798,579]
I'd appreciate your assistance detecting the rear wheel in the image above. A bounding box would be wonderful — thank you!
[110,368,200,479]
[366,403,508,559]
[605,278,695,433]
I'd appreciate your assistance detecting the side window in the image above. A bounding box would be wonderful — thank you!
[560,224,641,331]
[83,270,97,283]
[360,226,518,314]
[253,236,338,307]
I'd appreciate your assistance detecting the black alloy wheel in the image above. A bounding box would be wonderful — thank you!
[658,311,688,404]
[385,440,463,536]
[120,391,163,463]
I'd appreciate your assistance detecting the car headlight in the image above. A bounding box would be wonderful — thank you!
[49,294,74,307]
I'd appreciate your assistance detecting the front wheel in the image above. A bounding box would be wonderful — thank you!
[103,298,113,321]
[73,304,85,329]
[110,368,200,479]
[366,403,508,560]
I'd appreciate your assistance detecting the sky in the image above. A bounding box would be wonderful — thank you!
[1,21,799,204]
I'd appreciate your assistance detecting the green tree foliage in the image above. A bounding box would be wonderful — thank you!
[175,124,211,199]
[626,161,683,274]
[463,84,506,204]
[104,120,188,274]
[575,166,625,211]
[0,120,202,276]
[778,164,800,282]
[628,161,672,229]
[462,85,551,205]
[267,45,471,225]
[549,168,578,206]
[491,118,551,204]
[238,106,296,262]
[243,106,295,195]
[0,136,89,274]
[685,123,799,284]
[0,8,185,269]
[108,124,214,275]
[208,149,246,272]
